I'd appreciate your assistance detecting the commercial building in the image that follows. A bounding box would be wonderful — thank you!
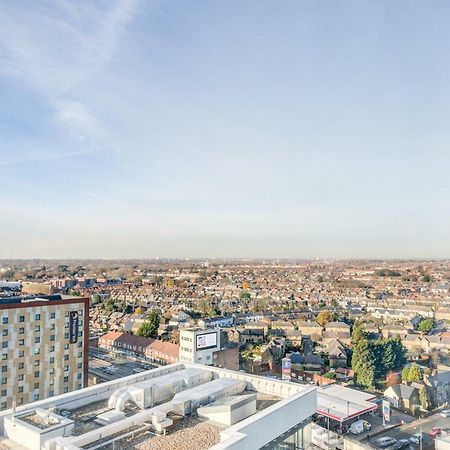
[0,294,89,411]
[0,363,316,450]
[179,327,239,370]
[180,328,221,365]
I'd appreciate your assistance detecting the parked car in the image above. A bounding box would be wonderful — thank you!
[409,433,422,444]
[441,410,450,418]
[376,437,397,448]
[429,427,442,438]
[394,439,409,449]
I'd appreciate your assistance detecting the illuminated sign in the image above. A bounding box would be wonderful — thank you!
[282,357,291,381]
[196,332,217,350]
[69,311,79,344]
[382,400,390,423]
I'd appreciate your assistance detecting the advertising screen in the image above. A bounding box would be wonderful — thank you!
[196,332,217,350]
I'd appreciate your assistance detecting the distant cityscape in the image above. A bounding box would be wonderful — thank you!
[0,259,449,449]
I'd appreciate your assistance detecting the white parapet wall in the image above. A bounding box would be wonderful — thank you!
[210,386,316,450]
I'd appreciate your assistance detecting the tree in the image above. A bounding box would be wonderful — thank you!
[352,338,376,388]
[408,362,422,382]
[402,367,410,382]
[240,291,251,300]
[91,294,101,306]
[316,310,337,327]
[419,387,429,410]
[391,335,407,370]
[136,311,160,339]
[423,274,431,283]
[352,322,367,344]
[381,340,397,373]
[418,318,433,334]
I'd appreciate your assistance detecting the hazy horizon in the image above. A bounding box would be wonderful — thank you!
[1,1,449,259]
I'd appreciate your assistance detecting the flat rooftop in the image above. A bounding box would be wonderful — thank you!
[0,363,316,450]
[0,294,85,305]
[316,384,377,422]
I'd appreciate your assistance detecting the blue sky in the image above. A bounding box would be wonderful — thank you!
[1,0,449,259]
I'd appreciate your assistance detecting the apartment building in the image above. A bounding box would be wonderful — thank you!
[0,294,89,410]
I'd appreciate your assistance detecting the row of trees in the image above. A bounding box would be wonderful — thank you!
[351,324,407,388]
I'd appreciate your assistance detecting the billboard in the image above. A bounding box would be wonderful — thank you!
[382,400,390,423]
[196,331,218,350]
[281,357,292,381]
[69,311,79,344]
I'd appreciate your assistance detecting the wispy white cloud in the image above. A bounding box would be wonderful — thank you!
[54,100,102,138]
[0,150,94,168]
[0,0,141,138]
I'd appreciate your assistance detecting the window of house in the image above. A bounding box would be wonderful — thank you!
[35,314,40,320]
[19,316,24,323]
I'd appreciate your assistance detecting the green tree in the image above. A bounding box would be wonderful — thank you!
[352,338,376,388]
[391,335,407,370]
[240,291,251,300]
[381,339,397,373]
[407,362,422,382]
[136,311,160,339]
[351,322,367,344]
[91,294,101,306]
[423,274,431,283]
[419,388,429,410]
[402,367,410,382]
[418,318,433,334]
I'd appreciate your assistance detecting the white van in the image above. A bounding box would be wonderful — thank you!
[349,420,371,435]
